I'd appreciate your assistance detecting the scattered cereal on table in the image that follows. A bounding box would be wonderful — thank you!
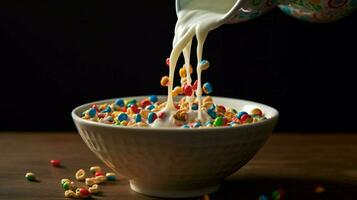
[25,172,36,181]
[50,159,61,167]
[94,175,107,184]
[75,169,86,181]
[106,172,117,181]
[85,177,96,186]
[64,190,76,198]
[88,184,100,194]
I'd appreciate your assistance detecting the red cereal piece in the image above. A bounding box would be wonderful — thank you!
[183,84,193,96]
[251,108,263,116]
[192,80,198,90]
[119,107,127,112]
[174,103,180,110]
[232,116,241,123]
[130,104,140,114]
[158,111,165,119]
[50,159,61,167]
[223,117,228,125]
[97,113,106,118]
[216,105,226,113]
[141,99,152,108]
[166,58,170,66]
[79,188,91,197]
[240,114,249,123]
[95,172,104,177]
[91,104,99,112]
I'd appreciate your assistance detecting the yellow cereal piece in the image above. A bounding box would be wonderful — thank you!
[174,109,188,122]
[89,167,100,174]
[173,86,183,95]
[75,190,82,198]
[120,121,128,126]
[179,67,187,78]
[140,109,149,119]
[251,108,263,116]
[89,184,100,194]
[99,104,107,111]
[94,175,107,184]
[85,177,96,186]
[151,108,160,112]
[171,91,178,97]
[126,107,134,115]
[61,179,71,185]
[203,96,213,103]
[75,169,86,181]
[127,121,136,126]
[64,190,76,198]
[135,122,148,127]
[225,111,235,119]
[111,111,120,117]
[202,101,213,109]
[157,102,167,109]
[160,76,170,86]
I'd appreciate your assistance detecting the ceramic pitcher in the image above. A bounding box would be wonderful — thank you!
[176,0,356,23]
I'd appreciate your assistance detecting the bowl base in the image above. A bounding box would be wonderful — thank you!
[129,180,220,198]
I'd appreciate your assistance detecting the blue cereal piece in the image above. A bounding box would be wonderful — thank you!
[193,122,202,128]
[104,116,113,122]
[237,111,248,119]
[118,113,128,122]
[200,60,210,70]
[149,95,158,103]
[134,114,142,123]
[191,103,198,110]
[102,106,112,113]
[202,82,213,94]
[182,124,190,128]
[147,112,157,124]
[146,105,155,110]
[105,172,117,181]
[88,108,97,118]
[205,121,213,126]
[208,104,216,111]
[115,99,125,107]
[207,109,217,119]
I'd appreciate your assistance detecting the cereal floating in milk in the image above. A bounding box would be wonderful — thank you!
[81,95,266,128]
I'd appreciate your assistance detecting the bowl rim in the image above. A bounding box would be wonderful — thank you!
[72,95,279,132]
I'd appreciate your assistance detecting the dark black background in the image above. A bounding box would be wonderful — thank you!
[0,2,356,132]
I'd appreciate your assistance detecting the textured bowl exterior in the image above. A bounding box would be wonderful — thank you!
[72,96,278,198]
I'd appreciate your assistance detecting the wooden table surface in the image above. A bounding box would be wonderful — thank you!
[1,133,357,200]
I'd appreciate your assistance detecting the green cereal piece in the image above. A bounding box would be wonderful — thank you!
[25,172,36,181]
[213,116,224,127]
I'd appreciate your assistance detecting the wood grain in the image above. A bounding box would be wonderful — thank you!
[1,133,357,200]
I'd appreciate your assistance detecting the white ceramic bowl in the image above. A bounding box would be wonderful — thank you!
[72,96,279,198]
